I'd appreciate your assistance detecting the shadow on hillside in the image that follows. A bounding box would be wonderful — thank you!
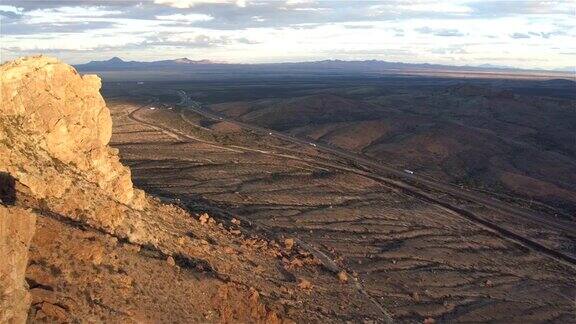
[0,172,16,205]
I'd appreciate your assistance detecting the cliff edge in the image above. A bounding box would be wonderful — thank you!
[1,56,145,209]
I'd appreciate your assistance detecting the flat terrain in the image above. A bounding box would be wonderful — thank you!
[104,79,576,322]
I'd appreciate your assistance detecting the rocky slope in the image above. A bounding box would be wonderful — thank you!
[0,57,384,322]
[0,205,36,323]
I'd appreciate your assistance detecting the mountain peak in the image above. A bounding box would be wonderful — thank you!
[174,57,193,63]
[173,58,218,64]
[108,56,124,63]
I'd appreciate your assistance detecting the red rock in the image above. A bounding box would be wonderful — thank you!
[199,213,210,224]
[167,256,176,266]
[337,271,349,283]
[284,238,295,250]
[0,206,36,323]
[297,278,313,290]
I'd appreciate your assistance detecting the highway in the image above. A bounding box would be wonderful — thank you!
[167,89,576,267]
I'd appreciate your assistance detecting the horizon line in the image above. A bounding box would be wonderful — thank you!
[71,56,573,73]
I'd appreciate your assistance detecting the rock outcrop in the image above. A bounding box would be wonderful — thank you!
[0,205,36,323]
[0,56,150,321]
[0,56,151,239]
[0,56,144,210]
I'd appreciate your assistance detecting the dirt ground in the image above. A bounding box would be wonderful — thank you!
[105,98,576,323]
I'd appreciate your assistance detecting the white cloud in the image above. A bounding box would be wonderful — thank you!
[285,0,316,5]
[1,0,574,69]
[153,0,246,8]
[156,13,214,22]
[26,6,122,19]
[0,5,22,14]
[397,2,472,14]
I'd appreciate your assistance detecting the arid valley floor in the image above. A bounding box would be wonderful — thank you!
[2,0,576,319]
[103,76,576,322]
[2,56,575,323]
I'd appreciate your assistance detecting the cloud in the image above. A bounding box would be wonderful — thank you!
[153,0,246,8]
[529,30,568,38]
[0,5,23,18]
[1,0,574,69]
[4,30,256,54]
[510,32,531,39]
[434,30,465,37]
[285,0,316,5]
[509,30,568,39]
[0,1,493,32]
[0,10,20,19]
[343,25,374,29]
[415,27,465,37]
[391,2,472,14]
[141,33,234,47]
[431,47,469,55]
[236,37,259,44]
[328,48,414,56]
[1,21,118,35]
[467,0,574,16]
[3,1,569,33]
[155,13,213,21]
[0,0,141,11]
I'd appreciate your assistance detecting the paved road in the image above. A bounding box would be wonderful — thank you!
[166,90,576,267]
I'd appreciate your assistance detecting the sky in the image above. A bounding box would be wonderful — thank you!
[1,0,575,70]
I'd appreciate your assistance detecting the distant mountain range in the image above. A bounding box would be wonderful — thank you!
[74,57,573,81]
[76,56,224,70]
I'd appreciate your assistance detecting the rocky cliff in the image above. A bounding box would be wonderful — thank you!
[0,57,165,245]
[0,56,154,322]
[0,56,145,209]
[0,206,36,323]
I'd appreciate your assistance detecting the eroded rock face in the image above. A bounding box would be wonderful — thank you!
[0,205,36,323]
[0,56,144,208]
[0,56,150,321]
